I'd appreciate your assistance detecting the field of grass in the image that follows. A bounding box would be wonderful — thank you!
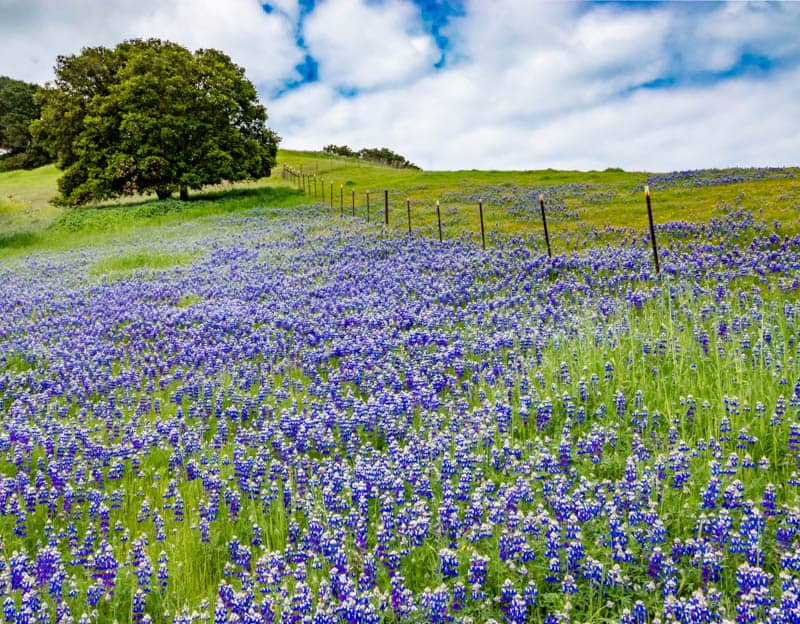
[2,151,799,259]
[277,150,800,245]
[1,154,800,623]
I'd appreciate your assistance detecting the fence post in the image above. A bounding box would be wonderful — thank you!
[645,185,660,275]
[313,176,317,198]
[366,191,370,222]
[352,190,355,216]
[539,193,552,258]
[407,199,411,234]
[479,201,486,250]
[436,200,442,243]
[384,190,389,226]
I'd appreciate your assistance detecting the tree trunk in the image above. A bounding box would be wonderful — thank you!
[180,186,188,201]
[156,188,171,200]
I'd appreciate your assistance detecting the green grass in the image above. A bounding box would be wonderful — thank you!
[0,178,306,258]
[2,166,800,621]
[90,251,198,276]
[278,150,800,243]
[2,153,799,259]
[3,151,800,623]
[62,275,795,622]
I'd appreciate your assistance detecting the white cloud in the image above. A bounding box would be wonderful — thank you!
[269,0,800,170]
[272,24,800,172]
[522,68,800,171]
[269,83,342,135]
[303,0,439,90]
[2,0,799,171]
[266,0,301,23]
[679,2,800,73]
[0,0,303,90]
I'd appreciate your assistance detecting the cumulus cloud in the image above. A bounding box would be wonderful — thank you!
[275,64,800,171]
[269,0,800,170]
[686,2,800,72]
[303,0,439,90]
[0,0,303,91]
[265,0,302,23]
[2,0,799,170]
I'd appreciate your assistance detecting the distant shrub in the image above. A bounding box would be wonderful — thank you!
[322,144,420,170]
[322,144,356,157]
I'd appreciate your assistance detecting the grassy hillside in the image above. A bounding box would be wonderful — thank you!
[0,164,60,231]
[278,150,800,243]
[1,150,798,258]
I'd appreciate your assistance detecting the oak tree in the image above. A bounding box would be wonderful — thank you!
[34,39,280,204]
[0,76,50,171]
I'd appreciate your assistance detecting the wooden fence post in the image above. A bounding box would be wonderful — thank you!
[436,200,442,243]
[407,199,411,234]
[479,201,486,250]
[352,190,355,216]
[645,185,660,275]
[539,193,552,258]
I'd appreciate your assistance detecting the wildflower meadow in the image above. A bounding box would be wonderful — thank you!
[2,164,800,624]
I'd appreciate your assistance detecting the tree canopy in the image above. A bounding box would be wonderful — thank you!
[0,76,50,171]
[33,39,280,204]
[322,144,420,170]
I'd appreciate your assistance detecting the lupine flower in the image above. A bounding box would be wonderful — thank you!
[439,549,459,578]
[1,185,800,624]
[157,552,169,591]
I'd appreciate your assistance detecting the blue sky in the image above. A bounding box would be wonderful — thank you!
[273,1,791,90]
[1,0,799,170]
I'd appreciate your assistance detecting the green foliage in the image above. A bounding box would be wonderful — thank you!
[0,183,305,259]
[357,146,420,169]
[49,186,302,234]
[0,76,50,170]
[322,144,356,157]
[33,39,281,205]
[322,144,420,169]
[0,230,41,250]
[90,251,196,275]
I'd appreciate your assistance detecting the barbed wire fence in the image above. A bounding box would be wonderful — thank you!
[280,164,661,274]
